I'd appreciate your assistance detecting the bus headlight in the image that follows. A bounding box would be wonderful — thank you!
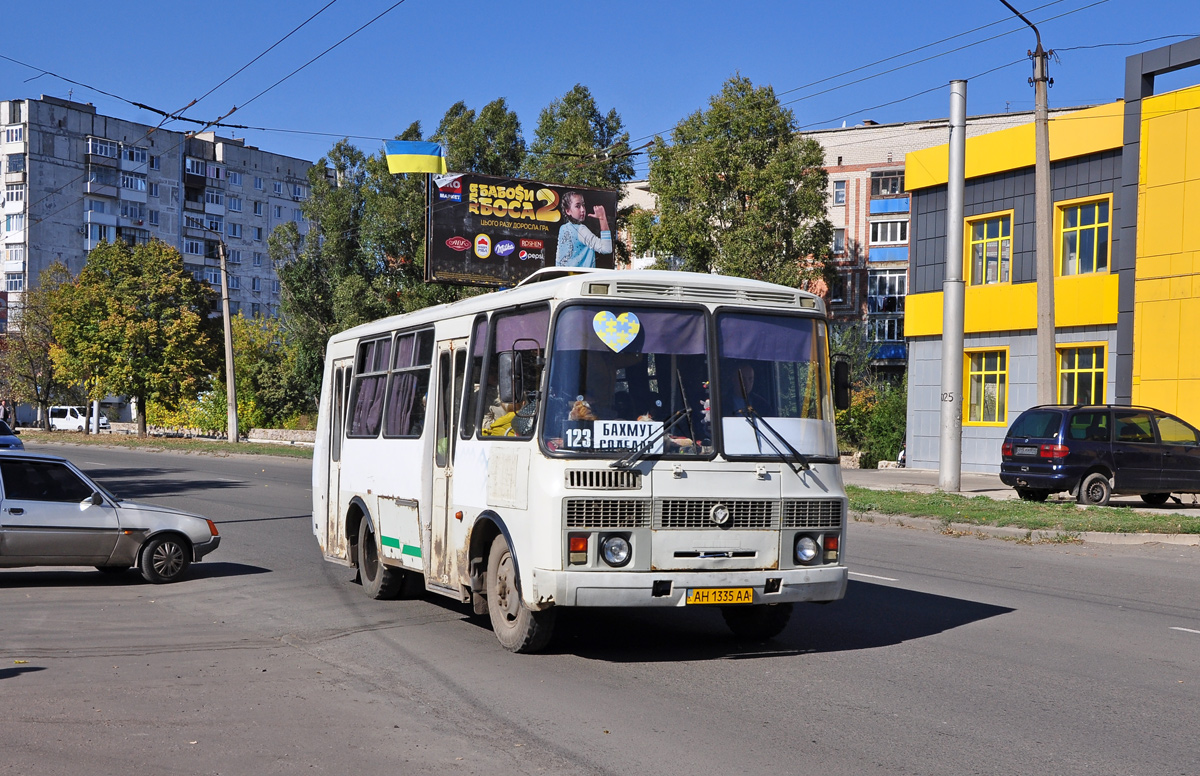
[795,535,820,565]
[600,535,632,567]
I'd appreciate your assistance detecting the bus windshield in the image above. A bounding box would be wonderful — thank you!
[542,304,711,457]
[715,311,836,460]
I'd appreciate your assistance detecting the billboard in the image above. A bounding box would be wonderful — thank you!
[426,172,619,287]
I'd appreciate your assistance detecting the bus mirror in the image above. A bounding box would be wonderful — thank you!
[833,360,851,411]
[498,351,523,405]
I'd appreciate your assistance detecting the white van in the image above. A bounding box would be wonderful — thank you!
[49,406,109,432]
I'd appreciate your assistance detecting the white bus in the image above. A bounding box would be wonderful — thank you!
[312,268,852,652]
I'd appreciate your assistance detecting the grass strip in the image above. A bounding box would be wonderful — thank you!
[846,485,1200,535]
[18,430,314,460]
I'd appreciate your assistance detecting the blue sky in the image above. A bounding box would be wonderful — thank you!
[3,0,1197,177]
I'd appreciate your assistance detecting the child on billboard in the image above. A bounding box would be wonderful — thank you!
[556,191,612,268]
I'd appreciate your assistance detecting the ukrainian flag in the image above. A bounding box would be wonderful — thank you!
[385,140,447,174]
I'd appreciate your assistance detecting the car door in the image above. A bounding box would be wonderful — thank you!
[0,458,120,564]
[1111,410,1162,493]
[1154,414,1200,492]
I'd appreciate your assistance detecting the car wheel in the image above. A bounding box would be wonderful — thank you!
[140,534,192,583]
[357,518,403,599]
[485,534,556,653]
[1140,492,1171,506]
[76,424,83,432]
[95,565,130,575]
[1077,472,1112,507]
[1016,488,1050,502]
[721,603,793,640]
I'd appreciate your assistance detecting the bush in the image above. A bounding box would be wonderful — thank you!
[835,378,907,469]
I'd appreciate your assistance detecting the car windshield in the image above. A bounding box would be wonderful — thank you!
[541,304,710,457]
[1008,410,1063,439]
[715,311,837,459]
[0,420,12,435]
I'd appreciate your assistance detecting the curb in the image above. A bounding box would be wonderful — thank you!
[852,510,1200,546]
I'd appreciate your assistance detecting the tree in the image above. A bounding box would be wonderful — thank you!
[50,240,220,436]
[432,98,525,177]
[0,263,75,428]
[523,84,634,189]
[645,76,833,287]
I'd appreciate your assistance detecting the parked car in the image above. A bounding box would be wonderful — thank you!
[0,421,23,451]
[0,450,220,582]
[1000,404,1200,506]
[48,405,109,432]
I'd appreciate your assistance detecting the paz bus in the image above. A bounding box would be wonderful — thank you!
[312,268,851,652]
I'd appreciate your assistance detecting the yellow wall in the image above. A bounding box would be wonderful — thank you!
[1132,85,1200,427]
[905,101,1125,191]
[905,273,1119,337]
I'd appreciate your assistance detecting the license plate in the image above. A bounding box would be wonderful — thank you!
[1016,446,1038,456]
[686,587,754,605]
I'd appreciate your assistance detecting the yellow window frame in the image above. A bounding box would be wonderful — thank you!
[964,209,1015,287]
[963,347,1009,426]
[1055,194,1113,277]
[1057,342,1107,405]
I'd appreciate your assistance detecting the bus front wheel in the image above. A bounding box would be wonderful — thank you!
[721,603,793,641]
[358,519,403,600]
[486,534,556,653]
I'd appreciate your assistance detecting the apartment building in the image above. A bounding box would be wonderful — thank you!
[0,95,313,333]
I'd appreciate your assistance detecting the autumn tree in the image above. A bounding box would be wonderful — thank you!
[645,76,833,287]
[50,239,220,436]
[0,263,75,428]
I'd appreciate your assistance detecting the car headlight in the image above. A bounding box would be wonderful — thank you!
[795,535,819,564]
[600,535,631,567]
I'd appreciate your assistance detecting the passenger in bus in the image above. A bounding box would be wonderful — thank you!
[725,361,771,416]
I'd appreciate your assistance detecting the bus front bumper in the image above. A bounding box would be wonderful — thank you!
[531,565,848,608]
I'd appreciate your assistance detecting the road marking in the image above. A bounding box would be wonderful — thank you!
[849,571,899,582]
[216,477,238,482]
[85,461,107,466]
[1170,627,1200,635]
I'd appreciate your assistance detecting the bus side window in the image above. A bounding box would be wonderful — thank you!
[481,306,548,439]
[461,316,488,439]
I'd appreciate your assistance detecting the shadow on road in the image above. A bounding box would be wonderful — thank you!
[415,579,1013,661]
[0,562,271,588]
[83,467,250,500]
[0,665,47,681]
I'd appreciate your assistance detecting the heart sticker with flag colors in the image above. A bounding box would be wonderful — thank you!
[593,311,640,352]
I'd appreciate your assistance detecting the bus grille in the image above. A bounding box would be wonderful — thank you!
[613,281,801,307]
[655,500,779,529]
[564,499,651,528]
[782,499,844,529]
[565,469,642,490]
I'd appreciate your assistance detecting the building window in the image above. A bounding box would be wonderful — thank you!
[292,184,307,199]
[254,176,264,190]
[252,252,263,267]
[1058,345,1105,404]
[5,184,24,203]
[149,182,160,197]
[5,126,24,144]
[185,158,207,176]
[227,223,242,238]
[150,155,161,171]
[832,228,845,255]
[205,189,224,206]
[185,214,205,230]
[120,202,145,220]
[1059,197,1111,276]
[228,171,242,186]
[252,276,261,292]
[228,275,240,290]
[121,172,147,191]
[832,180,846,206]
[273,181,283,195]
[228,196,242,212]
[967,212,1012,286]
[206,214,224,232]
[272,279,281,293]
[273,205,283,219]
[122,146,148,164]
[229,249,242,264]
[86,199,106,214]
[5,273,23,293]
[965,349,1007,425]
[206,164,223,180]
[87,223,115,242]
[7,154,25,173]
[252,303,261,317]
[866,269,906,313]
[253,226,263,241]
[253,201,263,216]
[185,240,204,255]
[871,171,904,196]
[204,267,220,285]
[5,245,25,264]
[87,137,118,157]
[148,210,159,227]
[868,317,904,342]
[5,213,25,232]
[869,220,908,245]
[292,208,303,221]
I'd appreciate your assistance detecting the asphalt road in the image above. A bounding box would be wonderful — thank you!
[3,442,1198,776]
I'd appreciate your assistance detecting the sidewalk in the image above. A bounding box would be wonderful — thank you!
[840,466,1200,546]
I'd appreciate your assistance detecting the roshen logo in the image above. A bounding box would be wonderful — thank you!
[445,236,470,252]
[519,238,544,250]
[474,234,492,259]
[495,240,515,257]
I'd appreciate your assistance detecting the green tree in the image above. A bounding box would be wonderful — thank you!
[645,76,833,287]
[432,98,525,177]
[50,239,220,437]
[0,263,75,428]
[523,84,634,189]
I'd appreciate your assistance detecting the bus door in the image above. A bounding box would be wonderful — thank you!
[325,357,352,560]
[429,340,468,594]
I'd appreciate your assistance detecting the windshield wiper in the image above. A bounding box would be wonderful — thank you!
[610,408,689,469]
[734,370,811,475]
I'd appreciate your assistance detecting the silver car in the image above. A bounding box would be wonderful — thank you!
[0,451,220,583]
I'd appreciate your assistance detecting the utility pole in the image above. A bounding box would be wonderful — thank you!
[216,239,239,443]
[939,81,967,493]
[1001,0,1056,405]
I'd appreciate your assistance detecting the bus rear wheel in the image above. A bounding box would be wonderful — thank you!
[486,534,555,653]
[358,519,403,600]
[721,603,793,641]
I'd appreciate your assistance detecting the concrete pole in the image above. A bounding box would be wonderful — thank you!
[938,80,968,492]
[92,399,101,433]
[1033,44,1056,405]
[217,240,239,443]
